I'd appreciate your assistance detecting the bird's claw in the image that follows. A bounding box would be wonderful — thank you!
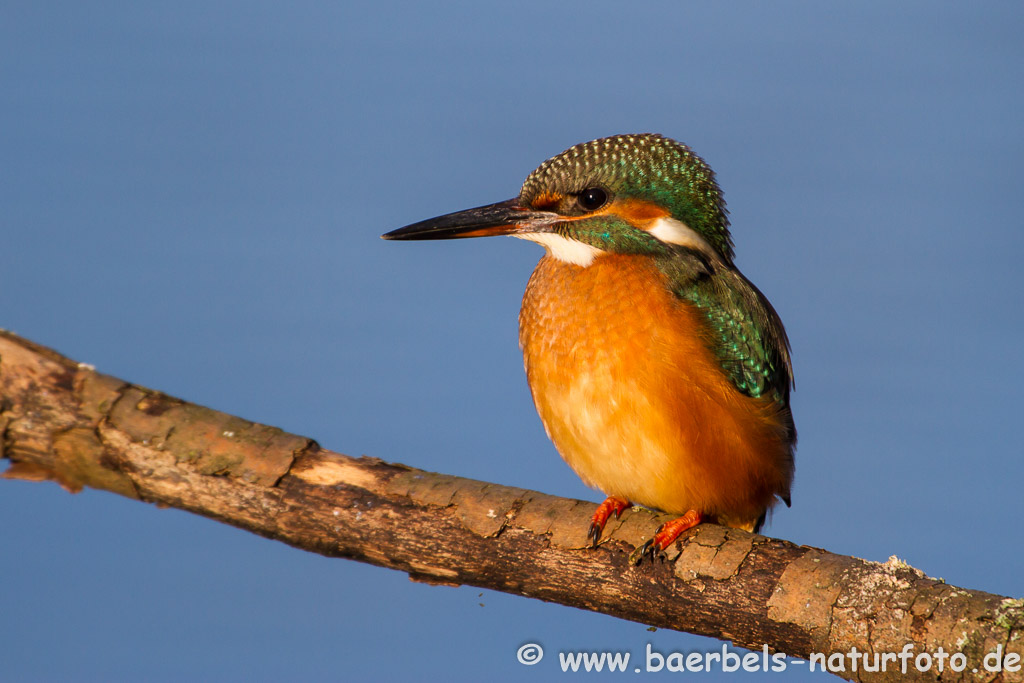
[588,496,631,548]
[628,510,704,565]
[628,538,665,566]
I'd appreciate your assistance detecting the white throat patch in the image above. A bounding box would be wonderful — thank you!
[647,217,716,256]
[515,232,602,267]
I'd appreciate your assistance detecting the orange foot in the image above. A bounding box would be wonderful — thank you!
[587,496,631,548]
[628,510,704,565]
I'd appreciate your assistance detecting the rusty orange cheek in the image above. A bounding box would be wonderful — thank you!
[605,198,670,226]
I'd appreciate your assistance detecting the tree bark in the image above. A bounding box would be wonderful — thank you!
[1,329,1021,682]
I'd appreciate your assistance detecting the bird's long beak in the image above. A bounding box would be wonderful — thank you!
[382,198,559,241]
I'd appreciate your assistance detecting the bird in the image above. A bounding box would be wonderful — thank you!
[383,134,795,564]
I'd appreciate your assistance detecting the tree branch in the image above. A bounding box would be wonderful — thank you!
[1,329,1021,682]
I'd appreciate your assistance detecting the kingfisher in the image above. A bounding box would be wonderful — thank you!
[383,134,795,564]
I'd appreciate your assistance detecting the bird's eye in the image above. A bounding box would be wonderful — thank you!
[577,187,608,212]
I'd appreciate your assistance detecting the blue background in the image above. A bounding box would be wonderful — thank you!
[2,2,1021,681]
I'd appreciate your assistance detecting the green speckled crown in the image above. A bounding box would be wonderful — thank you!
[519,134,734,261]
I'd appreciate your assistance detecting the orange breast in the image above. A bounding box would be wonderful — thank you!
[519,253,792,530]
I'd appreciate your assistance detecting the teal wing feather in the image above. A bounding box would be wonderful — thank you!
[657,251,794,408]
[656,250,796,508]
[685,269,793,406]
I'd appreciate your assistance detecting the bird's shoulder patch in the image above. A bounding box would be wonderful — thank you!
[658,253,793,405]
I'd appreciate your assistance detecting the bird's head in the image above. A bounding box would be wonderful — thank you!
[383,134,732,267]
